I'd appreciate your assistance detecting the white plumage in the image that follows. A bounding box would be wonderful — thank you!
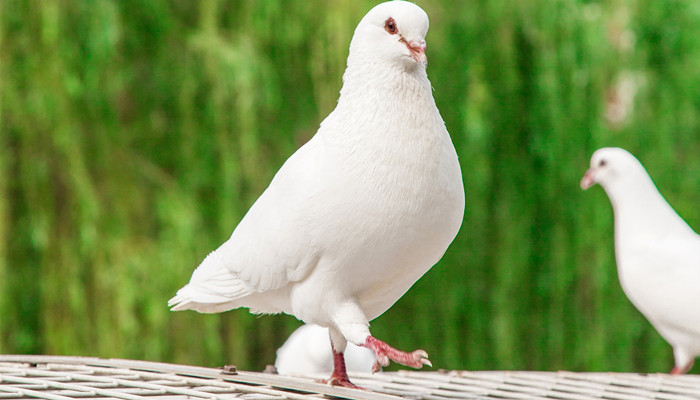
[275,324,376,376]
[581,147,700,374]
[169,0,464,386]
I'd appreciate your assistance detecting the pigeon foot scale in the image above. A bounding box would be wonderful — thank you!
[364,336,431,373]
[317,351,363,389]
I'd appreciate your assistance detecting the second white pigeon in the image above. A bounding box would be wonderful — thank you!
[275,324,376,376]
[581,147,700,374]
[169,1,464,388]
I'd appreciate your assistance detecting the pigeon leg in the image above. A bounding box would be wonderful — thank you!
[671,349,695,375]
[318,350,362,389]
[363,335,431,373]
[332,303,430,373]
[670,360,694,375]
[317,327,362,389]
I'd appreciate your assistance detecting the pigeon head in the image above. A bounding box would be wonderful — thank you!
[348,1,429,69]
[580,147,652,195]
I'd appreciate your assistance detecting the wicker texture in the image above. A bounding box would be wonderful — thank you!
[1,356,699,400]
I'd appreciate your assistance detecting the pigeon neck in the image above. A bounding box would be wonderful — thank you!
[338,59,432,105]
[606,175,693,235]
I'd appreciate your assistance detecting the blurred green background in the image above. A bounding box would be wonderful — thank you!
[2,0,700,374]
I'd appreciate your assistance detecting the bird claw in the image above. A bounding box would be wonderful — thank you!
[417,350,432,368]
[371,354,390,373]
[317,377,363,390]
[323,377,363,389]
[407,349,431,369]
[364,336,432,372]
[371,357,389,374]
[371,361,382,374]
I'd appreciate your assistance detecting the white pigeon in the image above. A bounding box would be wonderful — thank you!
[275,324,376,376]
[581,147,700,375]
[169,0,464,388]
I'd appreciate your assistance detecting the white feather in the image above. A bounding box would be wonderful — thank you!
[275,324,376,375]
[170,0,464,365]
[582,147,700,372]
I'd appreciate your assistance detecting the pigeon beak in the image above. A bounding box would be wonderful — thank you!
[580,168,596,190]
[402,38,427,67]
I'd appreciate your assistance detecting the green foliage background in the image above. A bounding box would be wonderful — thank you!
[2,0,700,373]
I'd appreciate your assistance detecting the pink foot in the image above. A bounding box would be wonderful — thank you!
[671,366,685,375]
[363,336,431,373]
[318,376,362,389]
[671,360,694,375]
[317,350,363,389]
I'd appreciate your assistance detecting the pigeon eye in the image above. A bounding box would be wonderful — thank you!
[384,18,398,34]
[599,159,607,167]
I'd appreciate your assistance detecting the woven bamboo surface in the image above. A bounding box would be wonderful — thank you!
[0,355,698,400]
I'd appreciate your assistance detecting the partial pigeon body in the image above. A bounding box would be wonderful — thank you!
[275,324,376,376]
[169,1,464,388]
[582,147,700,374]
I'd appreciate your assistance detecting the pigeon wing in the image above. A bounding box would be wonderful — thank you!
[170,137,323,311]
[625,232,700,335]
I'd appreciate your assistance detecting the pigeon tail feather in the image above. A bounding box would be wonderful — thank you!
[167,284,248,313]
[168,249,253,313]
